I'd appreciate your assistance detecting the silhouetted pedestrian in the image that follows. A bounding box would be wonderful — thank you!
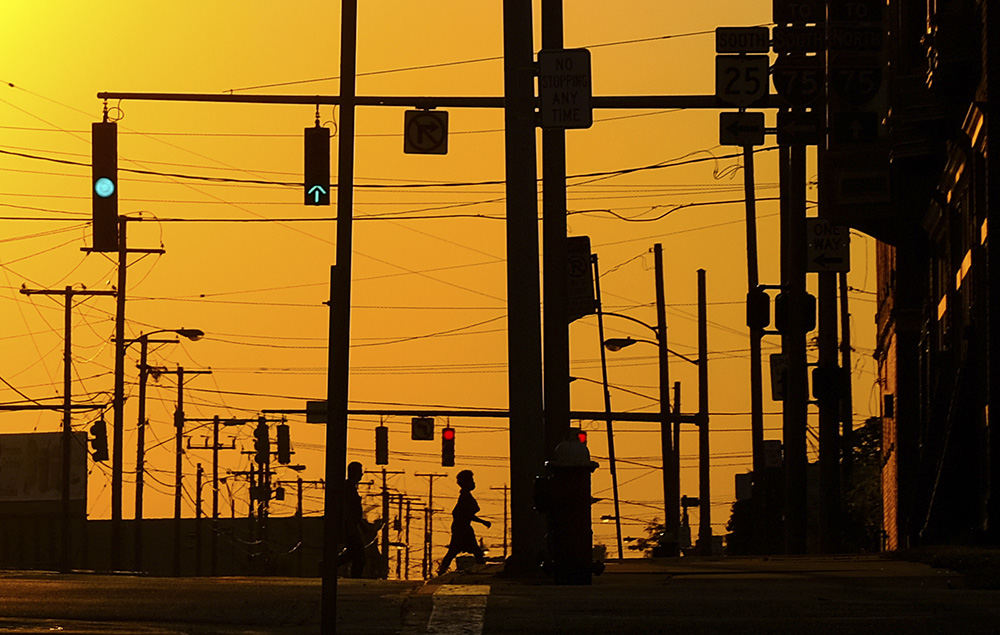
[338,461,373,577]
[438,470,491,575]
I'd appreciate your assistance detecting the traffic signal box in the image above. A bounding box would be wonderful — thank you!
[276,423,291,464]
[304,126,330,206]
[253,421,270,465]
[441,427,455,467]
[91,121,118,252]
[375,425,389,465]
[90,419,109,462]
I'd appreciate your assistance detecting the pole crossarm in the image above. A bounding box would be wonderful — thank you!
[97,92,791,110]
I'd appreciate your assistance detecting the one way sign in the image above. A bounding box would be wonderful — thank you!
[806,218,850,272]
[719,112,765,146]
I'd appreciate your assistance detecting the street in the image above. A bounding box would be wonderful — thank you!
[0,555,998,633]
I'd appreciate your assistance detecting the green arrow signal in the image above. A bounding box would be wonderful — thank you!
[308,184,327,203]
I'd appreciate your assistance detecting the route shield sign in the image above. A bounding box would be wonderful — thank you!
[715,55,769,107]
[806,218,850,272]
[538,48,593,129]
[404,110,449,154]
[771,54,824,106]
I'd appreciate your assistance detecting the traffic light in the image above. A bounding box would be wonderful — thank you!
[276,423,291,464]
[746,287,771,329]
[91,121,118,252]
[253,421,269,465]
[774,290,816,333]
[571,427,587,444]
[441,426,455,467]
[90,419,109,462]
[304,126,330,206]
[375,425,389,465]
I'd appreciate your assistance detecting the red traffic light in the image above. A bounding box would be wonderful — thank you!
[442,427,455,441]
[577,430,587,444]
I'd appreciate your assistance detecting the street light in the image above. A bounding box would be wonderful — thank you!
[128,327,204,572]
[603,335,700,365]
[599,308,687,558]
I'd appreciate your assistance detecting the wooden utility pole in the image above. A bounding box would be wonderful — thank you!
[696,270,712,554]
[839,272,854,481]
[654,244,678,555]
[592,256,624,561]
[491,484,510,560]
[186,415,241,575]
[20,285,115,572]
[149,365,211,575]
[379,468,404,578]
[415,473,445,578]
[107,216,164,572]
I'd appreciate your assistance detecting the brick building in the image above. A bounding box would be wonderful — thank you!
[871,0,999,549]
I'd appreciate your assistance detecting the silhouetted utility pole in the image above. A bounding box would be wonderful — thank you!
[839,272,854,482]
[592,256,624,561]
[502,0,547,574]
[380,468,404,579]
[273,476,322,576]
[416,473,445,578]
[672,381,682,545]
[742,143,767,554]
[20,285,115,572]
[541,0,570,461]
[780,143,810,554]
[405,497,413,580]
[696,270,712,554]
[323,1,357,628]
[107,216,164,572]
[128,326,202,572]
[491,484,510,560]
[150,365,211,575]
[195,463,204,575]
[186,415,241,575]
[817,268,841,552]
[654,244,678,556]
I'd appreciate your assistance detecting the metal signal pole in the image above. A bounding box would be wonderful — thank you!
[502,0,546,575]
[323,1,357,631]
[541,0,570,460]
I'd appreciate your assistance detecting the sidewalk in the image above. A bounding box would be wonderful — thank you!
[415,554,1000,634]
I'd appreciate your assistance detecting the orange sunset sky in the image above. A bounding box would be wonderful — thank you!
[0,1,878,563]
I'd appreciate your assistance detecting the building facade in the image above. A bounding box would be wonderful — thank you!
[873,0,999,549]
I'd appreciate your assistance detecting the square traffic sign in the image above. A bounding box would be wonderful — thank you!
[719,112,765,146]
[404,110,449,154]
[806,218,850,272]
